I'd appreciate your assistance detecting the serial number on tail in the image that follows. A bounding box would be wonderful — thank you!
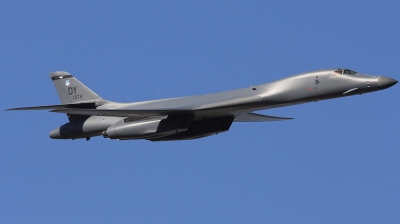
[72,94,83,100]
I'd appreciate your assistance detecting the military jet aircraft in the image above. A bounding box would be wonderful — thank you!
[6,68,397,141]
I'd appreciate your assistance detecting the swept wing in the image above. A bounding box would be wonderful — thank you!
[6,102,96,111]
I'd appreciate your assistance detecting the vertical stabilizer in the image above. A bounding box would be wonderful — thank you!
[50,71,102,104]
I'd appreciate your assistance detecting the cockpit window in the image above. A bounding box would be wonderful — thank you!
[343,69,358,75]
[334,69,343,76]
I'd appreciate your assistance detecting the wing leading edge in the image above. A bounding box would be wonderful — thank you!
[234,113,293,122]
[5,102,97,111]
[51,108,192,117]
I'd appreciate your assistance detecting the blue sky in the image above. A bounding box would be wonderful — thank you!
[1,1,399,223]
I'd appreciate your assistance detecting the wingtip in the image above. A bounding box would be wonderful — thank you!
[5,108,18,111]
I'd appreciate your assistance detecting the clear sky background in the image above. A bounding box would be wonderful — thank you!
[1,1,399,223]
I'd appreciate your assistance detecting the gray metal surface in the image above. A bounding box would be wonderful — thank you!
[6,68,398,141]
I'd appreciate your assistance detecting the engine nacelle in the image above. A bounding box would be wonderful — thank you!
[49,116,123,140]
[103,116,192,140]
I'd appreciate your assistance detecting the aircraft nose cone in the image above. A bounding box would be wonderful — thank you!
[49,128,61,139]
[378,76,398,89]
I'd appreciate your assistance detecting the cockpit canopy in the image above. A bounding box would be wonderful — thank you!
[334,68,358,76]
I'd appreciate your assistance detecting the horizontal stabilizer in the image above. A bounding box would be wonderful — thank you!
[51,108,192,118]
[234,113,293,122]
[5,102,97,111]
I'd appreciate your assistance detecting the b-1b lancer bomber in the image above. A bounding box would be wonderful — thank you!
[6,69,397,141]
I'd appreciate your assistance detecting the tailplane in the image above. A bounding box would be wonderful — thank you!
[50,71,102,104]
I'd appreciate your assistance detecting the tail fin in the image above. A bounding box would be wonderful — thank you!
[50,71,102,104]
